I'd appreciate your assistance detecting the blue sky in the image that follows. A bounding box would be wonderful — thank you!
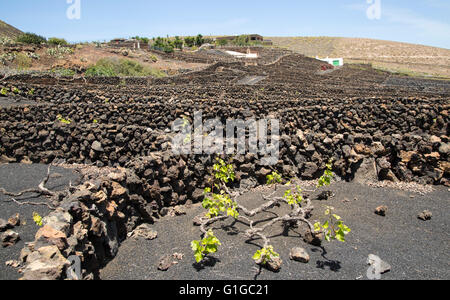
[1,0,449,48]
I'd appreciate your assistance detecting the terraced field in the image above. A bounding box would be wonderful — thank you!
[0,47,448,280]
[269,37,450,78]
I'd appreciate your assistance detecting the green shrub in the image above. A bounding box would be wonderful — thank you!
[85,58,166,78]
[174,36,183,50]
[184,36,195,48]
[149,55,158,62]
[203,38,214,44]
[195,34,204,47]
[132,36,150,44]
[33,212,43,227]
[16,32,46,45]
[216,39,228,46]
[232,35,250,46]
[191,230,221,263]
[0,37,15,46]
[15,52,32,69]
[230,35,262,46]
[48,37,68,46]
[0,53,16,65]
[151,37,174,53]
[85,61,116,77]
[51,68,76,76]
[47,46,74,58]
[27,52,40,60]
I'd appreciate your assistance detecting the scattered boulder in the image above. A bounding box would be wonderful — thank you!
[5,260,21,268]
[158,255,174,271]
[367,254,391,274]
[173,253,184,261]
[128,224,157,240]
[317,191,334,201]
[418,210,432,221]
[303,231,323,246]
[1,230,20,247]
[264,257,282,272]
[169,205,186,217]
[8,213,20,227]
[375,206,388,217]
[0,218,12,232]
[289,247,310,263]
[158,253,183,271]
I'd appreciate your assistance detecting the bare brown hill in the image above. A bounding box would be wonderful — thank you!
[0,20,23,39]
[269,37,450,79]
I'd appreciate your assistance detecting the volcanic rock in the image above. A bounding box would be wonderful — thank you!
[290,247,310,263]
[418,210,432,221]
[1,230,20,247]
[375,206,388,217]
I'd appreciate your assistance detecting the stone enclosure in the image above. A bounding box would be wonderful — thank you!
[0,48,448,279]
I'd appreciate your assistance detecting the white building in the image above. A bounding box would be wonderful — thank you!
[316,56,344,67]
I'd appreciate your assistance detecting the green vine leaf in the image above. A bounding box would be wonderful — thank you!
[191,230,221,263]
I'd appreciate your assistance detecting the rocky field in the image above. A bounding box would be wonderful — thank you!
[269,37,450,79]
[0,47,448,280]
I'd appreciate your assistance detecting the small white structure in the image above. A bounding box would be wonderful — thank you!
[225,50,258,59]
[316,56,344,67]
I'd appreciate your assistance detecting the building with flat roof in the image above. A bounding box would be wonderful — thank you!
[108,38,147,49]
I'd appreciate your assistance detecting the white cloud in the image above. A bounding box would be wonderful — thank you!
[383,6,450,38]
[343,2,450,47]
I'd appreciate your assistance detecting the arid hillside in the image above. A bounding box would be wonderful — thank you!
[0,20,23,39]
[0,43,207,76]
[269,37,450,78]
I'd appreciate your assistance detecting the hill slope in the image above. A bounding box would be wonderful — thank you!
[0,20,23,39]
[269,37,450,78]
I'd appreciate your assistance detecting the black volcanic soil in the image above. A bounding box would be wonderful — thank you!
[0,163,81,280]
[100,181,450,280]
